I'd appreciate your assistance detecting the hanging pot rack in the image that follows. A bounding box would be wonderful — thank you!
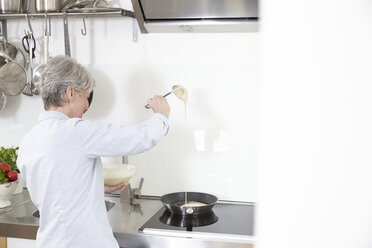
[0,9,134,19]
[0,9,136,41]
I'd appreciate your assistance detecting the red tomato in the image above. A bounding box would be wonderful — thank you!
[0,162,10,173]
[6,171,18,182]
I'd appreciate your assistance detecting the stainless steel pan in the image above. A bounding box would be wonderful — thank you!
[160,192,217,215]
[0,36,27,69]
[0,54,27,96]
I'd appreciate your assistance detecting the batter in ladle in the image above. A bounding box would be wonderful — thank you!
[172,85,188,120]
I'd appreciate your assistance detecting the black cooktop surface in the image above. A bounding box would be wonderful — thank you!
[139,202,254,236]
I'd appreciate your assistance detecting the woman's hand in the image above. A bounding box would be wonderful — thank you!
[104,181,128,194]
[147,95,170,118]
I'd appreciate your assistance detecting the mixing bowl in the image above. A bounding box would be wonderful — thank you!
[0,180,19,208]
[103,163,136,187]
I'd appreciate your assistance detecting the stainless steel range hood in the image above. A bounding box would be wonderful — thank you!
[131,0,259,33]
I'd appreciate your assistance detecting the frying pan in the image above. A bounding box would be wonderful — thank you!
[160,192,217,215]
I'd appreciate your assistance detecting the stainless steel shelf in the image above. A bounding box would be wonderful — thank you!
[0,9,135,20]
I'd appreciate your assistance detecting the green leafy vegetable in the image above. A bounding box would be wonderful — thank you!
[0,169,9,184]
[0,147,19,172]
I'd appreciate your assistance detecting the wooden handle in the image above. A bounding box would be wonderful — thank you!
[0,236,7,248]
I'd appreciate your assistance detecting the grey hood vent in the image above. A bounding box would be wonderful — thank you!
[131,0,259,33]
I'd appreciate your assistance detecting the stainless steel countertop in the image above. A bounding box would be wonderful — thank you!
[0,189,163,238]
[0,189,254,248]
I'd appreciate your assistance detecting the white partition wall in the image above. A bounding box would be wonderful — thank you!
[257,0,372,248]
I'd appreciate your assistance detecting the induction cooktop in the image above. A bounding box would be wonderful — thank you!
[139,202,255,243]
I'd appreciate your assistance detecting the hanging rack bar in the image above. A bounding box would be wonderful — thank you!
[0,9,134,20]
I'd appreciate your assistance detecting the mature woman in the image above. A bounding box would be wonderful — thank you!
[17,55,170,248]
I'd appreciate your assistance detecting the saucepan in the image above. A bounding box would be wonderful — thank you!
[0,0,22,13]
[160,192,218,215]
[35,0,63,12]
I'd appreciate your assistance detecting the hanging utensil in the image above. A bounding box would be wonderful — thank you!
[22,14,36,96]
[21,33,36,59]
[47,15,52,59]
[63,11,71,57]
[81,15,87,35]
[62,0,109,11]
[33,14,50,94]
[0,89,6,112]
[145,85,187,109]
[0,35,27,70]
[0,54,27,96]
[62,0,91,11]
[21,32,36,96]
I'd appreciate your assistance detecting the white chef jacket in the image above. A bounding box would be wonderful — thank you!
[17,111,169,248]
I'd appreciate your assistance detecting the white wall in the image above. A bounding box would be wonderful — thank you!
[0,1,259,201]
[257,0,372,247]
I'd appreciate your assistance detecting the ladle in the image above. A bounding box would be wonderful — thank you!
[33,14,51,95]
[145,85,187,109]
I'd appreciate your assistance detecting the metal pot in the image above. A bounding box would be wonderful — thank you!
[35,0,62,12]
[22,0,35,13]
[160,192,218,215]
[0,0,22,13]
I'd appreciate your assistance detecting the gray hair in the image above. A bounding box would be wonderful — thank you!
[40,55,96,109]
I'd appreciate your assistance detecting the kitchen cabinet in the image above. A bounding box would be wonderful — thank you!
[6,237,35,248]
[0,236,6,248]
